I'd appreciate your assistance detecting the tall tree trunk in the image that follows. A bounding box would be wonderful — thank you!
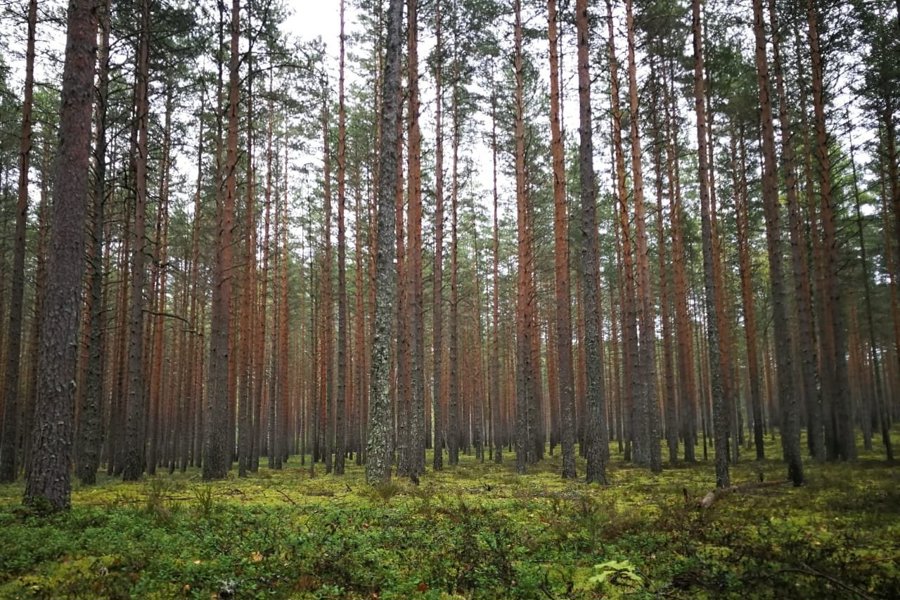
[406,0,426,479]
[335,0,349,475]
[122,0,151,481]
[704,64,738,464]
[0,0,37,483]
[268,201,281,470]
[548,0,576,479]
[432,0,445,472]
[320,77,334,473]
[490,82,502,464]
[848,127,894,461]
[252,76,273,472]
[526,217,542,463]
[514,0,531,474]
[23,132,52,478]
[649,62,676,466]
[806,0,853,461]
[107,195,131,475]
[608,249,624,454]
[664,55,697,463]
[354,171,367,466]
[205,0,240,480]
[606,0,638,464]
[184,91,205,472]
[24,0,99,511]
[238,41,257,477]
[625,0,661,472]
[75,0,109,484]
[795,29,833,457]
[766,0,823,461]
[395,113,409,475]
[751,0,803,484]
[883,100,900,384]
[880,149,900,433]
[147,86,172,476]
[471,223,485,462]
[256,84,272,469]
[547,317,560,455]
[577,0,608,484]
[732,128,765,461]
[366,0,403,485]
[448,71,461,467]
[276,150,290,466]
[691,0,729,489]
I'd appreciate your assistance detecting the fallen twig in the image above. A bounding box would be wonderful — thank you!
[776,562,875,600]
[272,487,298,506]
[698,480,787,509]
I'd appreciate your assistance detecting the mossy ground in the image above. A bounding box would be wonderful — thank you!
[1,434,897,599]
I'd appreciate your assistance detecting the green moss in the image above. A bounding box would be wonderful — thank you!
[1,433,898,598]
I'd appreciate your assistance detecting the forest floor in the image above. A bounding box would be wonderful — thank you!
[1,434,898,600]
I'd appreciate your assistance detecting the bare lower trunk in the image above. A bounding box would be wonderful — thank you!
[732,130,765,461]
[204,0,240,480]
[25,0,99,511]
[366,0,403,485]
[752,0,803,484]
[577,0,608,484]
[122,0,151,482]
[514,0,532,474]
[335,0,349,475]
[78,35,108,476]
[0,0,37,484]
[625,0,660,472]
[431,0,445,472]
[548,0,576,479]
[691,0,729,489]
[807,0,853,462]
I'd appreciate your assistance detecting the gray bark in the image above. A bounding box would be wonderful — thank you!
[692,0,729,489]
[76,0,110,486]
[366,0,403,485]
[576,0,608,484]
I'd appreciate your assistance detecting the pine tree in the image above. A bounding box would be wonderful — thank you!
[0,0,37,484]
[577,0,608,484]
[691,0,728,489]
[24,0,100,511]
[205,0,241,480]
[366,0,403,485]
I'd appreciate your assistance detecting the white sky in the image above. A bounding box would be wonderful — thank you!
[284,1,342,58]
[282,0,511,219]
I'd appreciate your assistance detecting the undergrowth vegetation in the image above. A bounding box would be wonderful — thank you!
[1,436,897,599]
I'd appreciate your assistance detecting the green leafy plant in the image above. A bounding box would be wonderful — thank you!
[582,559,643,596]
